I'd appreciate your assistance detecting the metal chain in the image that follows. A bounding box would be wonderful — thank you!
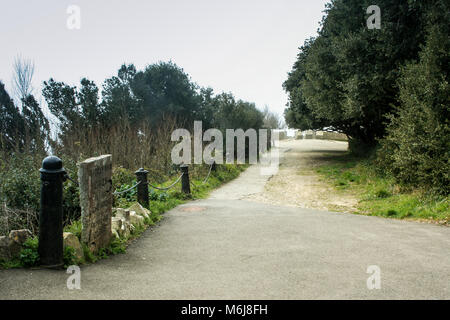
[64,173,79,186]
[83,163,214,195]
[113,181,141,195]
[202,163,214,184]
[148,173,184,191]
[191,163,214,189]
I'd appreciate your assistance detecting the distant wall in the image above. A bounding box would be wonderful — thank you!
[296,130,348,141]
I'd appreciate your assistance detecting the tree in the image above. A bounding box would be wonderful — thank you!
[262,106,281,129]
[42,78,80,137]
[0,81,24,152]
[21,94,49,155]
[5,55,49,155]
[284,0,428,150]
[132,61,201,127]
[101,64,142,123]
[78,78,101,127]
[12,55,35,104]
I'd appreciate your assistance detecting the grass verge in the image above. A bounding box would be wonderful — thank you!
[316,153,449,224]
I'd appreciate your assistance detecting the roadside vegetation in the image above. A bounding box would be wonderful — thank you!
[284,1,449,211]
[0,57,275,269]
[316,153,449,224]
[1,162,247,269]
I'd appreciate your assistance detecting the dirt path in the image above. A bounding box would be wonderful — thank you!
[245,139,358,213]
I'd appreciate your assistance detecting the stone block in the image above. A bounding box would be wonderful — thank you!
[129,211,145,228]
[78,155,113,253]
[63,232,84,262]
[111,217,132,239]
[128,203,151,220]
[115,208,130,222]
[8,229,32,258]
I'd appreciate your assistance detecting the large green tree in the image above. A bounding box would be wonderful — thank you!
[284,0,428,148]
[132,61,201,127]
[101,64,142,123]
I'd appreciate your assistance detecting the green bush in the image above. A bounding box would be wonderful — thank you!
[378,4,449,196]
[375,188,392,199]
[0,154,82,234]
[0,154,40,211]
[112,167,136,189]
[149,189,158,201]
[158,192,168,202]
[64,220,82,239]
[63,246,77,267]
[19,237,39,267]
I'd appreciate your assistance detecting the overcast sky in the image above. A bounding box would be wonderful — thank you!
[0,0,328,119]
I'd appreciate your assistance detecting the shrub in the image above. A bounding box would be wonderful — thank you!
[0,154,40,211]
[379,1,450,195]
[19,237,39,267]
[63,246,77,267]
[64,220,82,240]
[375,188,391,199]
[378,3,449,196]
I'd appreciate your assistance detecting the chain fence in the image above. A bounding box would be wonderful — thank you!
[148,173,184,191]
[62,163,215,196]
[113,181,141,195]
[190,163,214,189]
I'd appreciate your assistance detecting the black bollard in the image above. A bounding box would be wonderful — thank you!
[211,161,217,172]
[39,156,66,268]
[135,168,149,208]
[180,165,191,194]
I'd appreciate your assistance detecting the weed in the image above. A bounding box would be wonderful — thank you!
[19,237,39,267]
[63,246,77,268]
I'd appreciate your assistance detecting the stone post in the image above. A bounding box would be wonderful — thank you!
[78,155,112,253]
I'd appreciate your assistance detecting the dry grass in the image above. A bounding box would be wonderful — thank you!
[0,203,39,236]
[52,117,179,172]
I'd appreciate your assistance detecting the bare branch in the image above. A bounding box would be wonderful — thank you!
[12,55,35,103]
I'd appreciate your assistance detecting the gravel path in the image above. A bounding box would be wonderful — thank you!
[245,139,358,212]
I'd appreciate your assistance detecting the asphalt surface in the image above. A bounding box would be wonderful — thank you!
[1,142,449,299]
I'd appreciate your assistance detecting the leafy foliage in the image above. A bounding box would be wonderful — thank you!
[19,237,39,267]
[378,1,450,195]
[63,246,77,268]
[284,0,428,147]
[0,154,40,211]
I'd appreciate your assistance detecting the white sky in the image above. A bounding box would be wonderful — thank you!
[0,0,328,119]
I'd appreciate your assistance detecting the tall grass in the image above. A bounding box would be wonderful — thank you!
[52,116,179,172]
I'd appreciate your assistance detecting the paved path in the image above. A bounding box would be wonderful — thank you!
[1,141,449,299]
